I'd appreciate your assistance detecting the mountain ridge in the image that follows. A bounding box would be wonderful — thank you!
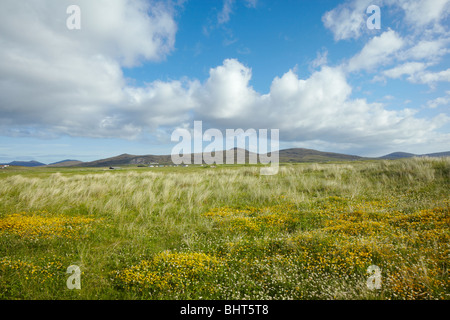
[46,160,83,167]
[67,148,450,167]
[1,160,46,167]
[2,149,449,167]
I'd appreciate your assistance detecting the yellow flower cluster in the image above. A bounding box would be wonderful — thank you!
[115,196,448,299]
[114,251,225,295]
[324,220,386,236]
[0,211,100,240]
[315,197,449,238]
[0,256,65,284]
[203,204,299,233]
[390,207,450,231]
[309,196,449,299]
[386,264,449,300]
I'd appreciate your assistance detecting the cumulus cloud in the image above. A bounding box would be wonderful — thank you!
[426,91,450,109]
[194,59,259,120]
[324,0,450,91]
[346,29,404,72]
[188,60,446,153]
[388,0,450,28]
[380,63,450,85]
[412,68,450,84]
[124,79,198,129]
[323,0,450,41]
[0,0,178,139]
[322,0,374,41]
[382,62,428,79]
[400,38,450,61]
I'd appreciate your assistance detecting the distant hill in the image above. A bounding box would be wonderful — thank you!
[75,148,365,167]
[78,149,258,167]
[52,148,450,167]
[379,152,416,160]
[379,151,450,160]
[278,148,363,162]
[79,153,173,167]
[5,148,448,168]
[424,151,450,157]
[47,160,83,167]
[3,160,46,167]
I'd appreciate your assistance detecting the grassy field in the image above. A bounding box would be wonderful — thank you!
[0,158,448,300]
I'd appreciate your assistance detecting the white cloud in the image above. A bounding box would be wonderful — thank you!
[218,0,235,24]
[324,0,450,41]
[124,79,198,128]
[322,0,374,41]
[380,63,450,86]
[400,38,450,61]
[78,0,177,67]
[188,60,446,152]
[412,68,450,84]
[0,0,178,138]
[388,0,450,28]
[382,62,428,79]
[426,91,450,108]
[194,59,259,120]
[217,0,258,24]
[346,30,404,72]
[330,1,450,88]
[311,50,328,69]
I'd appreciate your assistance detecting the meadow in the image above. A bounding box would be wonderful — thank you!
[0,158,448,300]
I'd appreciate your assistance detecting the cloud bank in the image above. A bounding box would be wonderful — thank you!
[0,0,449,156]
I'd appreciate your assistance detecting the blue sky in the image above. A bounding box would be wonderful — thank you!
[122,1,333,91]
[0,0,449,164]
